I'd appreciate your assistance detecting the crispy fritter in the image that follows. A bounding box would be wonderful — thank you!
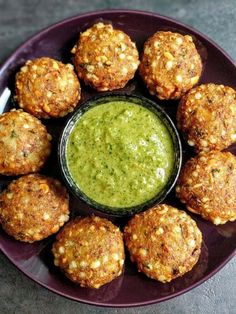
[177,83,236,152]
[124,204,202,282]
[15,57,81,118]
[139,31,202,100]
[52,216,125,289]
[72,22,139,91]
[0,109,51,175]
[0,174,69,242]
[176,151,236,225]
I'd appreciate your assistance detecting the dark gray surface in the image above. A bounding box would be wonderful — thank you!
[0,1,235,313]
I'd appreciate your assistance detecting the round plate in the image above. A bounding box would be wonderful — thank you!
[0,9,235,308]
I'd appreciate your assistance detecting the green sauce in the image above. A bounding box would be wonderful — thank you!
[66,101,174,208]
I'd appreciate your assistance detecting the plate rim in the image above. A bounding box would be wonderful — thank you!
[0,8,235,76]
[1,241,236,308]
[0,8,235,308]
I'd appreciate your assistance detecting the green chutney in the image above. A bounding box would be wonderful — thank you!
[66,101,174,208]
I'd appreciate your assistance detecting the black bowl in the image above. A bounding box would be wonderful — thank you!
[58,93,182,217]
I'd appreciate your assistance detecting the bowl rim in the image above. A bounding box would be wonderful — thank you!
[58,92,182,217]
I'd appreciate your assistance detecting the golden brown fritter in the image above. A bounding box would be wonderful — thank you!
[52,216,125,289]
[177,83,236,152]
[15,57,81,118]
[0,174,69,242]
[176,151,236,225]
[0,110,51,175]
[124,204,202,282]
[72,22,139,91]
[139,31,202,100]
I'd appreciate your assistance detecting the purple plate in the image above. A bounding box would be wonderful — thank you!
[0,9,236,308]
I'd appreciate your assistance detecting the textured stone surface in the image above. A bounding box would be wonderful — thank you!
[0,1,235,313]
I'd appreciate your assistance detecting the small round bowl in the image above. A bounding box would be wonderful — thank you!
[58,94,182,217]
